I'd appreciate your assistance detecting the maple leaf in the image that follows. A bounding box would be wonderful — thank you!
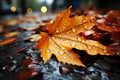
[35,7,109,67]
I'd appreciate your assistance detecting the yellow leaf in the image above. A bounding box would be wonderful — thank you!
[5,31,20,37]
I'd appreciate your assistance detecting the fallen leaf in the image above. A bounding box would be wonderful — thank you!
[0,24,3,32]
[35,7,109,67]
[18,23,40,30]
[95,10,120,32]
[5,31,20,37]
[27,34,41,42]
[5,19,18,26]
[107,32,120,55]
[14,69,39,80]
[0,37,16,45]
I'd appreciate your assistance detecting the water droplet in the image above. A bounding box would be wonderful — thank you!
[59,35,62,37]
[12,60,17,64]
[117,53,120,55]
[103,50,107,53]
[67,61,70,64]
[112,43,119,46]
[50,20,54,24]
[84,26,88,29]
[95,44,99,47]
[52,37,55,39]
[81,40,85,43]
[31,71,38,76]
[47,49,50,53]
[83,20,87,23]
[62,47,65,50]
[63,26,66,29]
[85,30,94,35]
[94,50,97,54]
[2,67,6,70]
[66,31,70,34]
[65,40,69,43]
[56,30,59,33]
[72,28,76,32]
[59,50,64,55]
[88,46,92,49]
[70,42,76,47]
[77,37,81,41]
[60,39,63,42]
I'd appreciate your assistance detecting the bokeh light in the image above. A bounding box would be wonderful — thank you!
[41,6,47,13]
[10,6,16,12]
[27,8,32,13]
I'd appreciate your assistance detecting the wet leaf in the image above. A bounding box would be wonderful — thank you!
[14,69,39,80]
[0,37,16,45]
[27,34,41,42]
[5,31,20,37]
[107,32,120,55]
[35,7,110,67]
[95,10,120,32]
[18,23,40,30]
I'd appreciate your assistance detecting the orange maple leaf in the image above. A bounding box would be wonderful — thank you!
[35,7,108,67]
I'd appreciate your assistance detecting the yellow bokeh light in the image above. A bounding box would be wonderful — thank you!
[41,6,47,13]
[27,8,32,13]
[10,6,16,12]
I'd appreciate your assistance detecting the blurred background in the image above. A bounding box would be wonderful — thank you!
[0,0,120,19]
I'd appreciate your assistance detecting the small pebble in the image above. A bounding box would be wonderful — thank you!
[59,66,73,75]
